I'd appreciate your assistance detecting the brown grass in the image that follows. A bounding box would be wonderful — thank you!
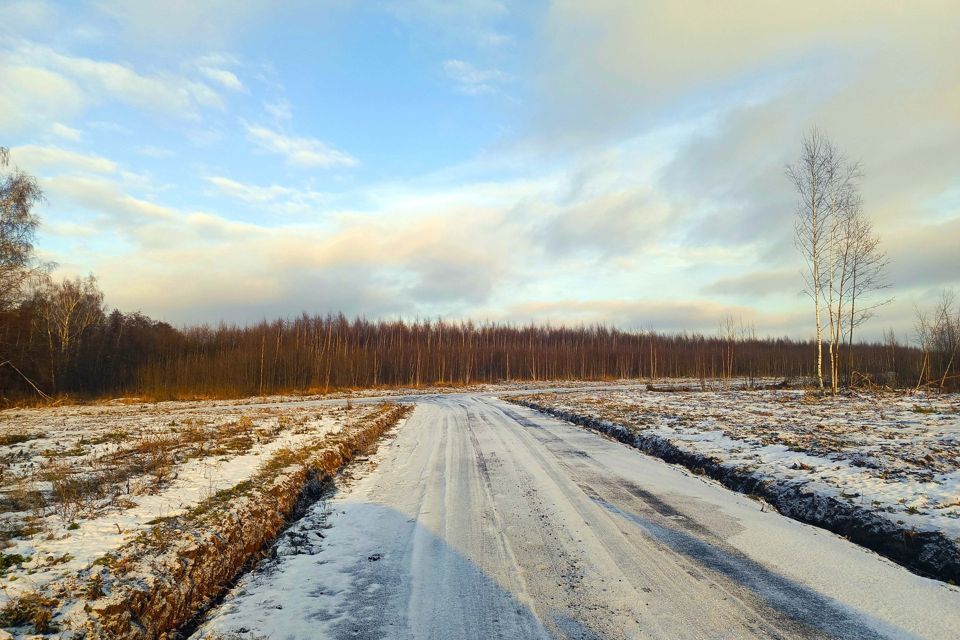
[77,402,412,639]
[0,433,40,446]
[0,591,59,633]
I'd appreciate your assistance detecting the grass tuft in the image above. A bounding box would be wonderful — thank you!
[0,591,58,632]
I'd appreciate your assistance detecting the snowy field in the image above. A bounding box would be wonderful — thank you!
[0,399,389,606]
[3,382,958,637]
[512,386,960,553]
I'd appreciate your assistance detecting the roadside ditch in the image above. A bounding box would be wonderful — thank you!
[511,399,960,585]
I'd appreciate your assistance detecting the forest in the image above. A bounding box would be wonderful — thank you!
[0,299,935,401]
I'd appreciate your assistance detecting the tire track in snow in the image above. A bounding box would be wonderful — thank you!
[191,394,960,640]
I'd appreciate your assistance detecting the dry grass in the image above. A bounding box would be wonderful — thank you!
[0,591,58,633]
[0,410,299,528]
[0,433,39,447]
[0,397,410,637]
[70,402,411,639]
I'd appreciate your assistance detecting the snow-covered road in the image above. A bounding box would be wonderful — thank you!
[194,394,960,639]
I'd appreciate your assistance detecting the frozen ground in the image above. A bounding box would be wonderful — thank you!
[0,399,387,603]
[512,388,960,546]
[193,394,960,640]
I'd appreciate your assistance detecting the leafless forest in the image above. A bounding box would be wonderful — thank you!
[0,307,937,400]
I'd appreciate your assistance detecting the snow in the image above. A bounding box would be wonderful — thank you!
[0,400,386,602]
[512,387,960,543]
[4,382,959,638]
[0,381,644,614]
[193,394,960,639]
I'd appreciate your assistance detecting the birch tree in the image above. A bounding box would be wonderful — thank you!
[845,209,890,354]
[790,129,890,393]
[824,160,860,393]
[32,275,105,392]
[0,146,45,310]
[788,128,836,390]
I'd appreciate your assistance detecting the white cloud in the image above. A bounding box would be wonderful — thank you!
[206,176,296,203]
[0,44,226,131]
[442,59,508,95]
[43,221,100,238]
[243,122,358,168]
[198,66,245,92]
[50,122,84,141]
[43,174,254,249]
[86,120,133,135]
[540,186,671,257]
[701,269,799,299]
[7,0,954,340]
[205,176,333,214]
[40,170,524,322]
[0,65,86,133]
[500,298,801,335]
[534,1,960,142]
[11,145,117,174]
[265,100,293,123]
[42,49,224,114]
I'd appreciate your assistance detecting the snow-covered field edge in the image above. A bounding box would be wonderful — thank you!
[510,398,960,584]
[4,403,412,640]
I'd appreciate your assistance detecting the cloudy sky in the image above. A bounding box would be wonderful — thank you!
[1,1,957,339]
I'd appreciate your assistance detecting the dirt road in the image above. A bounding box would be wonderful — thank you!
[193,395,960,639]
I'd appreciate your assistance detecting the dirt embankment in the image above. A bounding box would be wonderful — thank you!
[513,399,960,585]
[37,403,411,639]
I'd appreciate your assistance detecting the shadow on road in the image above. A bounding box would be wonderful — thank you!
[593,497,913,640]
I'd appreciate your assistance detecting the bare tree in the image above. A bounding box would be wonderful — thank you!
[935,293,960,389]
[824,159,861,394]
[914,291,960,391]
[0,146,46,310]
[788,128,838,391]
[719,315,737,382]
[32,275,105,392]
[915,305,933,389]
[844,205,891,374]
[790,129,890,393]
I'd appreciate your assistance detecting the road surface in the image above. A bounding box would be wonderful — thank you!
[193,394,960,639]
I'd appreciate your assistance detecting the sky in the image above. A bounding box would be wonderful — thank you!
[1,1,958,340]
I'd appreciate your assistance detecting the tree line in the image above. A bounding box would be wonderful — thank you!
[0,304,927,401]
[1,144,956,401]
